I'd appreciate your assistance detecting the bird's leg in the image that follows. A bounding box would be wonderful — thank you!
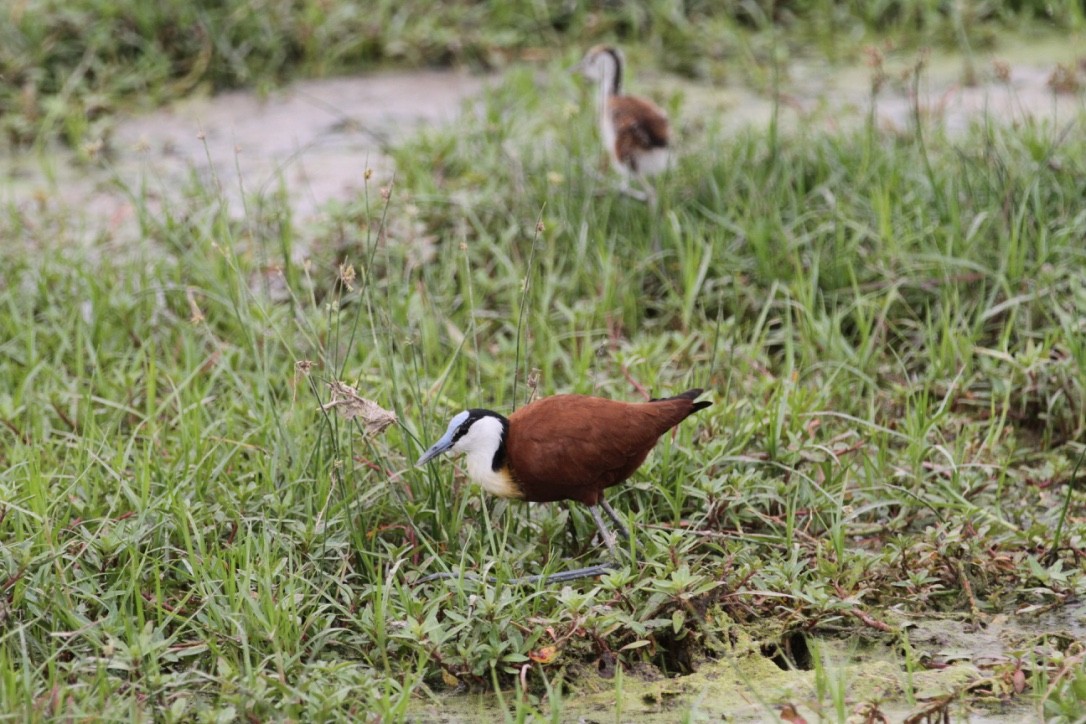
[589,505,620,558]
[637,173,657,207]
[599,499,630,540]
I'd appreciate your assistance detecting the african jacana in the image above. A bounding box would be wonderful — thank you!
[416,389,710,558]
[574,45,672,203]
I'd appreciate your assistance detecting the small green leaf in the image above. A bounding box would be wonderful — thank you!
[620,640,652,651]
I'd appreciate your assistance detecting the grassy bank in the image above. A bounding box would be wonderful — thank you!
[3,46,1086,717]
[3,0,1085,148]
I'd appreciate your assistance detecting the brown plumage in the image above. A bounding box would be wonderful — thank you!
[608,95,670,173]
[417,389,710,557]
[506,391,705,505]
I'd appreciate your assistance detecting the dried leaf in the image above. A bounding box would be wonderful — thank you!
[321,381,397,435]
[525,368,541,405]
[186,287,205,324]
[1012,668,1026,694]
[778,703,807,724]
[528,645,558,664]
[338,262,356,291]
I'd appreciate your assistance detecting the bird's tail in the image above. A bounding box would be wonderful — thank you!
[651,388,711,414]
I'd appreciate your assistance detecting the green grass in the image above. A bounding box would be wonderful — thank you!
[4,43,1086,720]
[4,0,1085,149]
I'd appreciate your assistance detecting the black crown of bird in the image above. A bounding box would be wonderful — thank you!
[416,388,711,583]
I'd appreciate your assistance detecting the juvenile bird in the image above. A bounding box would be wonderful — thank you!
[416,389,710,557]
[574,45,672,203]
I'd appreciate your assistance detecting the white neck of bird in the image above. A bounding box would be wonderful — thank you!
[596,73,612,115]
[462,422,501,478]
[456,415,520,498]
[593,52,622,107]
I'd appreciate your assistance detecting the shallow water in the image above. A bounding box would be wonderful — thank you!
[677,34,1086,135]
[108,71,489,218]
[1,70,488,244]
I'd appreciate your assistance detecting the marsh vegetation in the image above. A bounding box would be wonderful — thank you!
[3,2,1086,721]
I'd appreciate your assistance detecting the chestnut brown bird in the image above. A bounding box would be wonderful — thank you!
[416,389,710,557]
[574,45,672,203]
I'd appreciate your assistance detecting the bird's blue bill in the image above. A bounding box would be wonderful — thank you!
[415,410,469,467]
[416,435,454,467]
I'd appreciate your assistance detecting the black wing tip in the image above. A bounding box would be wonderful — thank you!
[651,388,709,406]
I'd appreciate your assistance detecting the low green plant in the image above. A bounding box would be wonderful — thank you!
[2,46,1086,719]
[4,0,1085,147]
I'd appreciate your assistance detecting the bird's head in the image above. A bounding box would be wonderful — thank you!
[416,409,508,468]
[574,45,623,90]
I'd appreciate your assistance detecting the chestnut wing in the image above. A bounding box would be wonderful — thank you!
[508,397,672,504]
[609,96,670,166]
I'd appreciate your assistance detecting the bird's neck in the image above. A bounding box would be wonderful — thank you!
[595,77,611,121]
[593,53,622,108]
[596,67,620,106]
[463,415,521,499]
[605,51,623,96]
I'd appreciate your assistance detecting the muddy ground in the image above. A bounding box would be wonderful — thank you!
[413,602,1086,721]
[3,37,1083,244]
